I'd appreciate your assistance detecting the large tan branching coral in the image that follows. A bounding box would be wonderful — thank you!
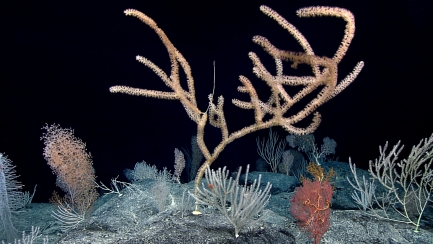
[109,5,364,211]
